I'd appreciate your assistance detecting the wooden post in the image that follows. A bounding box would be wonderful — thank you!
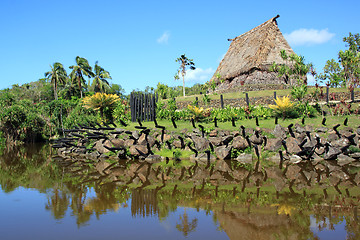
[195,97,198,106]
[220,95,224,109]
[274,91,277,100]
[351,89,355,102]
[245,93,249,106]
[326,86,329,104]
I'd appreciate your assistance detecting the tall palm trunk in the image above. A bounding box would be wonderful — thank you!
[182,75,185,97]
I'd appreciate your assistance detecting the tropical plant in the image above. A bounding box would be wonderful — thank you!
[91,61,112,93]
[69,56,95,98]
[187,105,210,121]
[202,93,210,106]
[82,93,120,122]
[269,95,296,119]
[45,62,68,100]
[113,99,131,124]
[270,50,314,85]
[174,54,196,97]
[290,84,308,102]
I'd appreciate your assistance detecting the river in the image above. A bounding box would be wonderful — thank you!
[0,144,359,240]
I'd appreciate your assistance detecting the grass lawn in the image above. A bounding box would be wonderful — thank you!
[171,87,360,103]
[121,115,360,134]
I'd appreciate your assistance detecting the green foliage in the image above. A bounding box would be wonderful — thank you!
[290,84,308,102]
[202,94,211,106]
[271,50,314,85]
[113,99,131,125]
[0,100,45,143]
[318,32,360,90]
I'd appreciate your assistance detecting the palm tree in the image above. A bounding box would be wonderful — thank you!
[175,54,196,97]
[45,62,68,100]
[91,61,111,93]
[69,56,95,98]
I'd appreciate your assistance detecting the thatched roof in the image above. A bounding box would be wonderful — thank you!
[211,15,295,82]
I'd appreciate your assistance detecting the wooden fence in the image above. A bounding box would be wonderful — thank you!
[130,92,157,122]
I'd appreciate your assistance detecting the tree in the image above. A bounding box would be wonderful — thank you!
[91,61,111,93]
[318,32,360,90]
[175,54,196,97]
[69,56,95,98]
[45,62,68,100]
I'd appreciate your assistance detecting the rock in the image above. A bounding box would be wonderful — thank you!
[209,129,218,137]
[129,145,148,157]
[327,133,339,142]
[195,153,216,165]
[95,160,111,174]
[336,154,355,166]
[214,160,231,172]
[349,152,360,159]
[192,136,210,151]
[124,139,135,148]
[324,146,342,160]
[172,140,182,148]
[132,130,140,140]
[209,137,222,146]
[331,138,350,148]
[294,123,306,134]
[249,134,263,145]
[316,127,328,133]
[286,137,301,154]
[88,151,100,159]
[273,124,286,139]
[231,131,240,137]
[94,140,112,154]
[289,155,302,164]
[117,149,127,159]
[264,138,282,152]
[215,146,233,160]
[232,136,249,150]
[235,153,253,164]
[111,138,125,148]
[222,135,233,146]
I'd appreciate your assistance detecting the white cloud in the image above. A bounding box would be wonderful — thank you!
[157,31,170,44]
[284,28,335,46]
[182,67,215,83]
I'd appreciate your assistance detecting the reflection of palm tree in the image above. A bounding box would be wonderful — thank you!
[45,188,69,220]
[176,209,198,237]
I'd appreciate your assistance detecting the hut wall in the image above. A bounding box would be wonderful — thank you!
[215,70,292,92]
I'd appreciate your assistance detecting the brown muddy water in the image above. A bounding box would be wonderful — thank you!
[0,144,359,240]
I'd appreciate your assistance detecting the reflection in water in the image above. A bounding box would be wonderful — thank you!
[0,144,359,239]
[176,209,198,237]
[131,189,158,217]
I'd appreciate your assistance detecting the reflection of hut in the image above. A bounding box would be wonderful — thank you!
[210,15,296,92]
[131,189,158,217]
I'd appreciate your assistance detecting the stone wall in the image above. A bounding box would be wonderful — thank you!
[215,71,292,93]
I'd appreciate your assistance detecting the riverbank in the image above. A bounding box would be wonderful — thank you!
[52,116,360,166]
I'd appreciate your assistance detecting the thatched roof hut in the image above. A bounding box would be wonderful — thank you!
[211,15,296,92]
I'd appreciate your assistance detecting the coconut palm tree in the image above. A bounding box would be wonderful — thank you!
[175,54,196,97]
[69,56,95,98]
[91,61,111,93]
[45,62,68,100]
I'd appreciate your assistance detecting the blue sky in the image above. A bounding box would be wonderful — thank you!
[1,0,359,93]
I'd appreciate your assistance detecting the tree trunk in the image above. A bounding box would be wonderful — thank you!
[54,81,58,100]
[182,76,185,97]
